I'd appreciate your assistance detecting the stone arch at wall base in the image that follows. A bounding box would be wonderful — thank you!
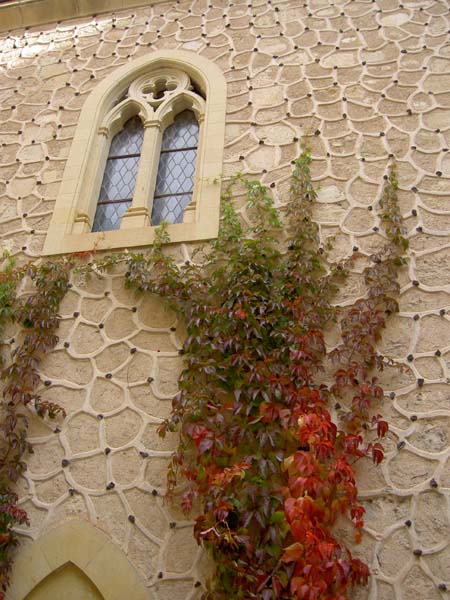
[25,563,104,600]
[6,520,150,600]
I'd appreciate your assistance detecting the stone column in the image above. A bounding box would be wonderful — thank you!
[120,119,161,230]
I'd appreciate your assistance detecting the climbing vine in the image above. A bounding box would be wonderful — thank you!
[156,157,407,599]
[0,151,406,600]
[0,259,70,597]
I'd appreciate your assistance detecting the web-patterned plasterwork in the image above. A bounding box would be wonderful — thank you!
[7,268,207,599]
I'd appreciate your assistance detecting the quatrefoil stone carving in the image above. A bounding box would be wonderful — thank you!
[129,69,191,108]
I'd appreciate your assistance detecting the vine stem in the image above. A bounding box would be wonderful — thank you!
[256,560,282,594]
[0,158,407,600]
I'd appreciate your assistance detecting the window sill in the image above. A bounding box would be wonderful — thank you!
[42,216,219,255]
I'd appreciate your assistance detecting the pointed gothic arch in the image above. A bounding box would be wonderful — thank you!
[25,563,104,600]
[43,50,227,255]
[6,520,149,600]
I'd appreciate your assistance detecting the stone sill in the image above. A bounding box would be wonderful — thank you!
[0,0,167,33]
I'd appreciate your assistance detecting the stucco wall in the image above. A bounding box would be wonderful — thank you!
[1,0,450,598]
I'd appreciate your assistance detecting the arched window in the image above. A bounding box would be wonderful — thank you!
[43,51,226,255]
[89,67,205,234]
[92,116,144,232]
[151,110,199,226]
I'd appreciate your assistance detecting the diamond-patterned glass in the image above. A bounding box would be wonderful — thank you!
[155,150,196,196]
[92,201,131,232]
[161,110,199,151]
[109,116,144,156]
[151,111,199,226]
[151,194,192,226]
[99,156,140,202]
[92,116,144,232]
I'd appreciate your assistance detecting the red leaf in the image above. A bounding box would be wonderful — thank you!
[372,442,384,465]
[376,418,389,438]
[281,542,304,563]
[234,307,247,320]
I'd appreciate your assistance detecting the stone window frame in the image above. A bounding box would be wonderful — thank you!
[43,50,226,255]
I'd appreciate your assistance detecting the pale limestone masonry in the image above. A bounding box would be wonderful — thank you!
[1,0,450,599]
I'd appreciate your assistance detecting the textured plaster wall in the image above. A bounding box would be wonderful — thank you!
[1,0,450,598]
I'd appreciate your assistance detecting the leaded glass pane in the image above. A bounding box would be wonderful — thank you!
[161,111,199,151]
[99,156,140,202]
[151,110,199,226]
[155,149,197,196]
[109,116,144,156]
[152,194,192,226]
[92,116,143,232]
[92,201,131,232]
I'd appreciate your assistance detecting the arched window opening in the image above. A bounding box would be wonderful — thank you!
[151,110,199,226]
[43,51,227,255]
[92,115,144,232]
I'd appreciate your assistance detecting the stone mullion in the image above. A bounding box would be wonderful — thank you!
[120,120,161,230]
